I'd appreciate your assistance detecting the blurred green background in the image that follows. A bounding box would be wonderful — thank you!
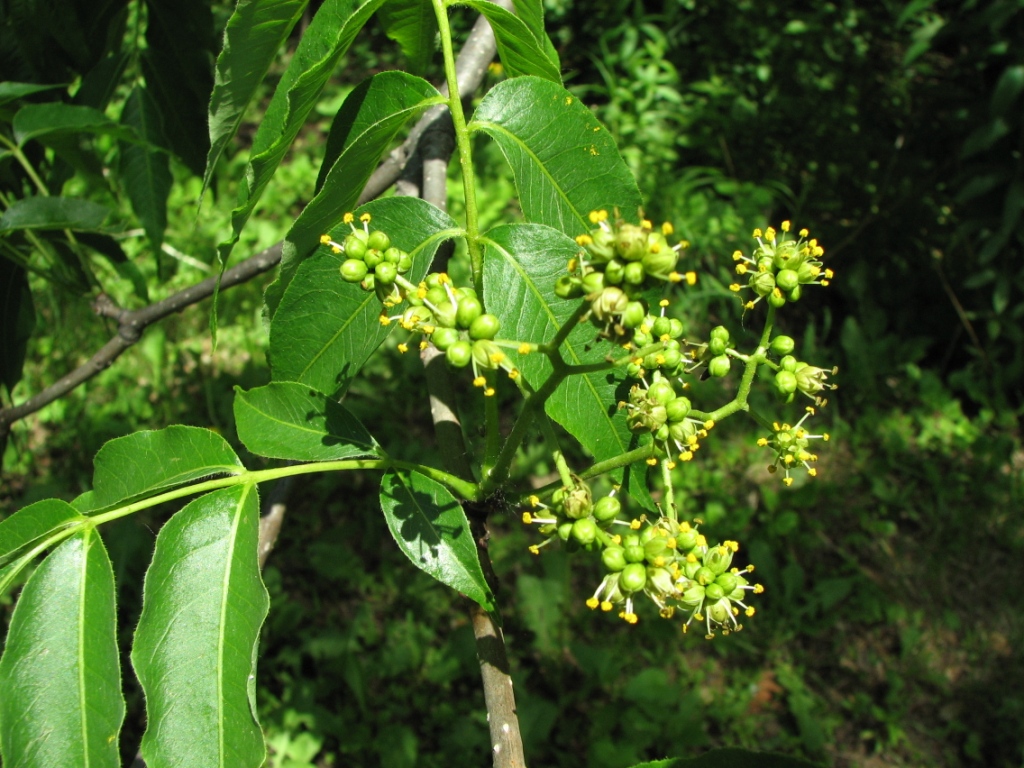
[2,0,1022,766]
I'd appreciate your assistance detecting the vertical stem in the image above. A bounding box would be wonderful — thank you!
[432,0,485,293]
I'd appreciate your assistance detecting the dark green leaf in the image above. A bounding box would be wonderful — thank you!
[991,65,1024,117]
[12,102,136,146]
[0,257,35,395]
[274,70,443,313]
[481,223,653,507]
[233,381,379,461]
[471,76,642,238]
[459,0,561,83]
[269,196,458,397]
[377,0,435,75]
[141,0,216,175]
[120,85,172,255]
[132,485,269,768]
[0,196,116,233]
[73,52,131,111]
[628,747,822,768]
[225,0,390,259]
[379,470,494,611]
[0,498,86,568]
[76,232,149,301]
[203,0,310,193]
[0,81,64,107]
[90,425,243,511]
[0,529,124,768]
[510,0,559,65]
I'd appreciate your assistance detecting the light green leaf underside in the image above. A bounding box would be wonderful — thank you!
[379,470,495,611]
[132,485,269,768]
[233,381,379,461]
[377,0,435,74]
[470,76,642,238]
[0,529,124,768]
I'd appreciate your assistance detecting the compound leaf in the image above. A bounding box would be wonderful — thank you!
[458,1,560,83]
[120,85,172,255]
[0,498,86,569]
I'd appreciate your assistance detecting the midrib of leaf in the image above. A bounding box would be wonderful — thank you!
[484,236,628,455]
[292,228,461,381]
[216,482,252,768]
[78,531,91,768]
[469,119,590,234]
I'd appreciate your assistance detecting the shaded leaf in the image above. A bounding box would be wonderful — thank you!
[91,425,243,511]
[204,0,310,193]
[460,0,561,83]
[0,529,124,768]
[76,232,149,301]
[0,81,64,107]
[629,747,822,768]
[233,381,379,461]
[120,85,172,255]
[12,102,136,146]
[0,196,116,233]
[510,0,559,67]
[380,470,494,611]
[481,223,653,508]
[0,257,35,395]
[269,196,458,397]
[377,0,435,75]
[132,485,269,768]
[471,76,642,237]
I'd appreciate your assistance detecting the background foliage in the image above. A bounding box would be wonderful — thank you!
[2,0,1022,766]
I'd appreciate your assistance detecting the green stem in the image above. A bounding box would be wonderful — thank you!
[539,414,575,489]
[482,368,500,472]
[660,458,677,522]
[432,0,483,292]
[88,458,480,528]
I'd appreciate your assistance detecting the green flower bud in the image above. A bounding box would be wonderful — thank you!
[707,597,734,625]
[641,247,678,280]
[397,254,413,273]
[622,301,646,329]
[770,335,796,356]
[751,271,776,297]
[715,572,739,594]
[704,544,734,575]
[374,261,397,285]
[616,224,648,261]
[593,496,621,522]
[786,284,802,302]
[469,313,501,341]
[708,337,728,357]
[587,228,617,262]
[383,246,403,264]
[472,339,504,369]
[647,379,676,405]
[668,318,685,338]
[563,484,592,519]
[695,566,716,585]
[680,584,706,609]
[360,274,375,292]
[581,271,606,295]
[776,268,799,291]
[558,521,574,542]
[340,259,368,283]
[571,518,597,545]
[445,340,472,368]
[554,275,583,299]
[647,566,677,596]
[710,326,730,341]
[604,258,626,284]
[363,249,383,269]
[675,529,699,551]
[433,301,457,329]
[367,230,391,251]
[425,286,448,307]
[775,370,798,395]
[704,582,725,601]
[624,542,646,564]
[767,288,788,308]
[344,231,368,259]
[651,316,672,338]
[619,562,647,593]
[375,281,401,305]
[591,286,629,321]
[797,261,820,283]
[708,355,731,378]
[624,261,646,285]
[668,419,697,444]
[780,355,798,372]
[456,296,483,329]
[628,403,667,433]
[644,536,668,559]
[602,546,627,572]
[665,396,692,422]
[430,326,460,351]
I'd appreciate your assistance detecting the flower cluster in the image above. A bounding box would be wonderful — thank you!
[522,483,762,637]
[321,214,530,394]
[771,356,838,407]
[619,371,710,464]
[729,221,833,310]
[757,408,831,486]
[558,210,696,340]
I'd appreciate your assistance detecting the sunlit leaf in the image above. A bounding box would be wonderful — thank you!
[459,1,561,83]
[132,485,268,768]
[0,529,124,768]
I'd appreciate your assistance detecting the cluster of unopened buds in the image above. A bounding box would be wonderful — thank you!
[757,408,831,486]
[559,210,697,341]
[522,479,762,638]
[322,213,536,395]
[729,221,834,309]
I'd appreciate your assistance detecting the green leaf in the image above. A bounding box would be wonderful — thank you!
[0,551,38,602]
[0,529,124,768]
[628,747,822,768]
[203,0,310,194]
[991,64,1024,117]
[510,0,559,66]
[269,70,443,315]
[0,81,64,107]
[76,232,150,302]
[377,0,435,75]
[0,196,116,234]
[470,76,642,238]
[120,85,172,255]
[90,425,243,511]
[379,470,495,611]
[481,223,653,508]
[0,257,35,395]
[141,0,216,175]
[233,381,379,461]
[0,498,86,568]
[269,196,458,397]
[225,0,390,259]
[12,102,136,146]
[132,485,269,768]
[458,1,560,83]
